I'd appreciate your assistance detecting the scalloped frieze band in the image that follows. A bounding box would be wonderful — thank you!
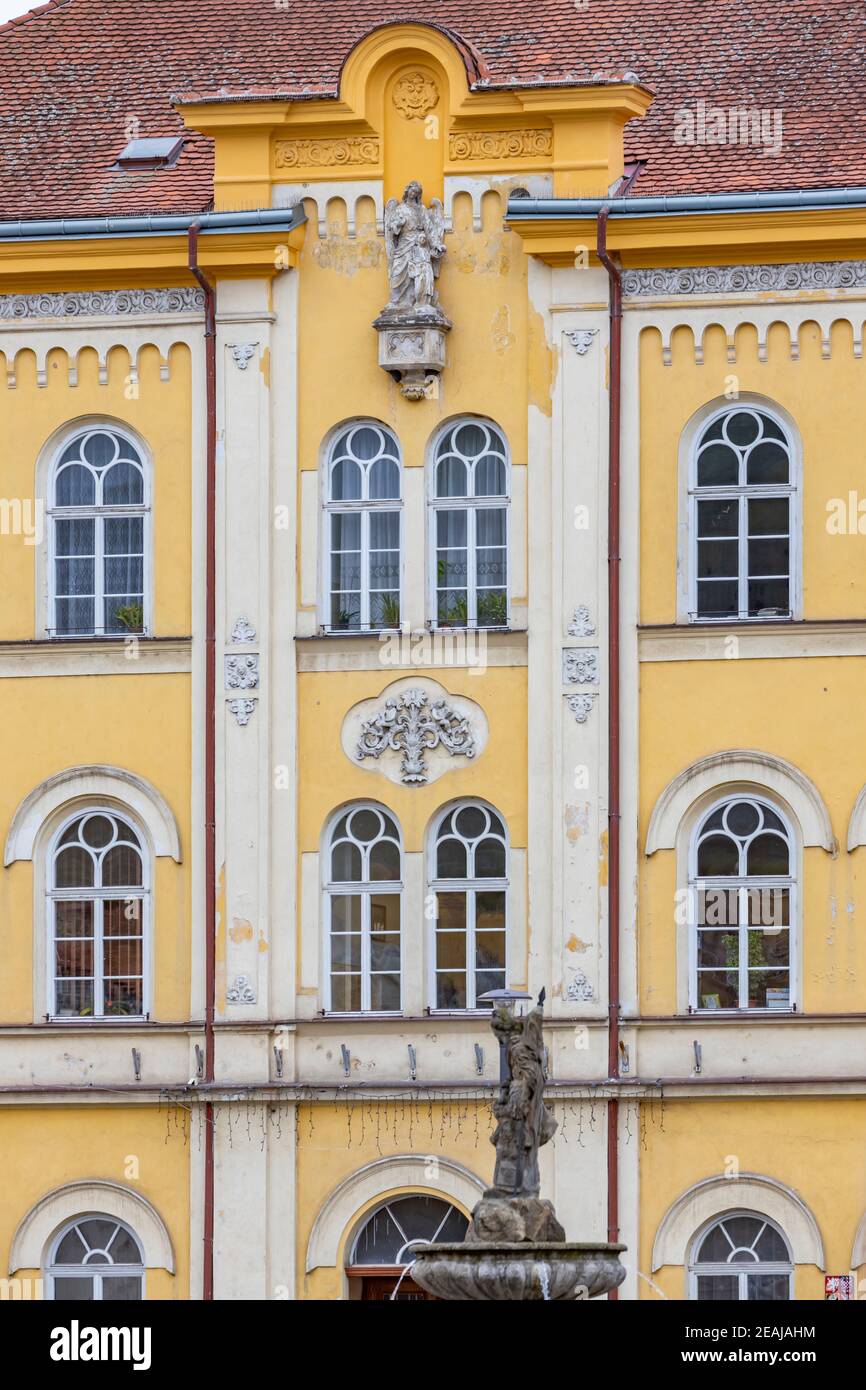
[622,261,866,298]
[0,288,206,320]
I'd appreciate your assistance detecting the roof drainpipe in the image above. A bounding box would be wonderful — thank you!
[188,224,217,1302]
[596,205,622,1295]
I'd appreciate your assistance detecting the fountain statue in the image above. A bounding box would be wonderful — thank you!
[409,990,627,1300]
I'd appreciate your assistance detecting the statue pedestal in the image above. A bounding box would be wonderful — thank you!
[373,308,452,400]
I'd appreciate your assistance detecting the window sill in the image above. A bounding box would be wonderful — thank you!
[47,1015,147,1024]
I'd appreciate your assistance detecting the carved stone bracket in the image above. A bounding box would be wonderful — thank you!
[227,974,256,1004]
[563,649,599,685]
[225,654,259,690]
[229,343,257,371]
[356,688,475,784]
[565,693,597,725]
[228,698,257,727]
[568,605,597,637]
[374,313,450,399]
[565,328,599,355]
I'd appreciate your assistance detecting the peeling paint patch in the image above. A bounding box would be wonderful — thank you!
[258,926,269,954]
[259,346,270,387]
[528,302,555,415]
[491,304,515,355]
[599,829,609,887]
[230,918,253,944]
[565,934,590,954]
[215,863,227,1011]
[312,231,382,275]
[565,802,590,843]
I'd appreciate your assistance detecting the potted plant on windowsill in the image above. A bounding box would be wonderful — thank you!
[114,603,144,634]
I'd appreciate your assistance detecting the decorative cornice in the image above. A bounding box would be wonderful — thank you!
[274,136,380,169]
[448,128,553,162]
[622,261,866,298]
[0,288,205,321]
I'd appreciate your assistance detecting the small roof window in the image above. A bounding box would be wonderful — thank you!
[114,137,184,171]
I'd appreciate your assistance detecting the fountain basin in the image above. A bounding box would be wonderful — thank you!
[407,1241,626,1301]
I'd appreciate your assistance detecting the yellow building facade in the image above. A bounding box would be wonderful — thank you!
[1,15,864,1302]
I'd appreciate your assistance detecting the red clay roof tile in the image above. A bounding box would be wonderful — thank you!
[0,0,864,218]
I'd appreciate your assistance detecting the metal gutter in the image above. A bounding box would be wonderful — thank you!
[507,187,866,218]
[0,207,305,243]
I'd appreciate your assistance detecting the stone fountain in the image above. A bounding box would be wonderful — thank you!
[409,991,626,1300]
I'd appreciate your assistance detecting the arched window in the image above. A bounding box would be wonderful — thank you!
[430,802,507,1010]
[49,426,148,637]
[49,810,148,1020]
[690,797,793,1013]
[430,419,509,629]
[347,1195,468,1301]
[690,1213,793,1300]
[47,1216,145,1300]
[690,406,795,622]
[324,422,402,632]
[326,805,402,1013]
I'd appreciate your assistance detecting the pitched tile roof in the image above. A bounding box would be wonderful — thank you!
[1,0,864,218]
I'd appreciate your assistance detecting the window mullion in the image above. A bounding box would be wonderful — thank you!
[468,506,477,626]
[467,888,476,1007]
[361,509,370,630]
[361,890,371,1012]
[739,884,749,1009]
[96,895,105,1017]
[739,492,748,620]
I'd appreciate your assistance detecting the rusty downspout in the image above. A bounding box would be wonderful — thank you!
[596,205,622,1291]
[188,224,217,1302]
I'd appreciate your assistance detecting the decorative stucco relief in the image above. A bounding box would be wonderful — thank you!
[565,969,594,1002]
[448,129,553,161]
[343,677,488,786]
[226,974,256,1004]
[565,693,597,725]
[225,655,259,690]
[565,329,598,355]
[568,606,597,637]
[0,288,205,319]
[231,617,257,644]
[228,698,257,728]
[392,71,439,119]
[229,343,257,370]
[622,261,866,297]
[274,136,381,169]
[563,649,599,685]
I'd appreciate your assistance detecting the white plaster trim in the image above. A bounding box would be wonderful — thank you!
[10,1180,175,1274]
[5,765,182,866]
[851,1211,866,1268]
[847,783,866,852]
[652,1173,825,1272]
[646,750,834,855]
[305,1154,484,1272]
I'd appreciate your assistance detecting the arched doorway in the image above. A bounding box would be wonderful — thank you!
[346,1194,468,1300]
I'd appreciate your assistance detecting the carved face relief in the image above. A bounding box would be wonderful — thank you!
[392,70,439,120]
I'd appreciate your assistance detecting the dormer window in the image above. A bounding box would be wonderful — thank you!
[113,137,183,171]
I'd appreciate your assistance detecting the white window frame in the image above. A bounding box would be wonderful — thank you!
[427,417,510,631]
[428,800,509,1013]
[321,421,403,634]
[687,794,797,1015]
[47,806,151,1023]
[688,1210,793,1301]
[46,1215,145,1300]
[687,403,798,624]
[323,804,403,1015]
[46,424,151,639]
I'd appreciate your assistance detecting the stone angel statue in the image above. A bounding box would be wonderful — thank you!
[383,181,446,315]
